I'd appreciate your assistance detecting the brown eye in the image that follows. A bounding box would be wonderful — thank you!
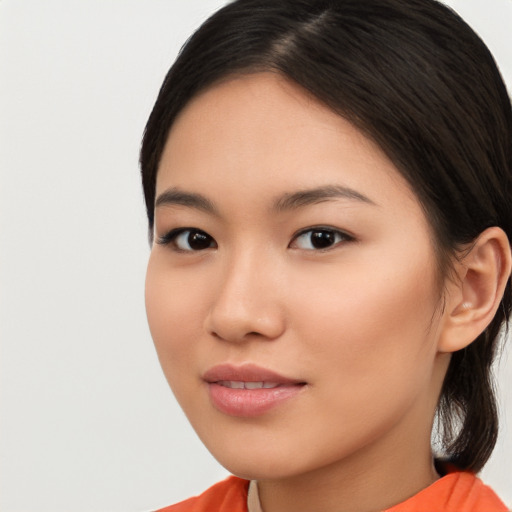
[183,230,214,250]
[159,229,216,251]
[292,228,351,250]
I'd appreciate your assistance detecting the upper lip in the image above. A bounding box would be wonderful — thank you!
[203,363,304,384]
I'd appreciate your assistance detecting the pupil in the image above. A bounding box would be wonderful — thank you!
[311,230,334,249]
[188,231,211,250]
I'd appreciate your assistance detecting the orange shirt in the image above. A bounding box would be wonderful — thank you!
[156,470,508,512]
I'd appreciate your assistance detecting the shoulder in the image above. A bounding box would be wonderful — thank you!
[386,468,508,512]
[154,476,249,512]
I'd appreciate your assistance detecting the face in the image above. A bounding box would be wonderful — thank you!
[145,73,451,481]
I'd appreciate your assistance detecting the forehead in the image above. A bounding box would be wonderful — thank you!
[157,72,420,215]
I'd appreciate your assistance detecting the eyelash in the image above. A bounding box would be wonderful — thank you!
[156,226,355,252]
[290,226,355,251]
[156,228,217,252]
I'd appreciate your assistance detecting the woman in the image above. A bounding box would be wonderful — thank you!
[140,0,512,510]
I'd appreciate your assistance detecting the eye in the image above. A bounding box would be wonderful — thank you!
[291,227,353,250]
[157,228,216,251]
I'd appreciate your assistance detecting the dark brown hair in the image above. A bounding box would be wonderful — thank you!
[140,0,512,472]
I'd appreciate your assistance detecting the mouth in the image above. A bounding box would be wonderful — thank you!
[216,381,283,389]
[203,364,306,417]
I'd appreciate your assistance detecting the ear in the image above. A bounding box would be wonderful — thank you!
[438,227,512,353]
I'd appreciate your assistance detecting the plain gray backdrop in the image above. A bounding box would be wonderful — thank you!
[1,1,511,510]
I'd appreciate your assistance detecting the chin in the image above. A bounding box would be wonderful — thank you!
[204,438,333,482]
[202,439,296,480]
[219,460,297,481]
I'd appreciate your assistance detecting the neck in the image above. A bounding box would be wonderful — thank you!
[255,430,439,512]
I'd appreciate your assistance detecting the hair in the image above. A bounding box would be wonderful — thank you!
[140,0,512,472]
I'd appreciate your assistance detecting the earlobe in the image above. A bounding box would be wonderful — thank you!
[438,227,512,354]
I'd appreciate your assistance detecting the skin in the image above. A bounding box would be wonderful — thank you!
[145,72,470,512]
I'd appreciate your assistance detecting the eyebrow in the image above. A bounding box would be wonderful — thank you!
[272,185,377,212]
[154,184,376,216]
[155,187,219,216]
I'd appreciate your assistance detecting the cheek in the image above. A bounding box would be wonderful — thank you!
[280,257,443,456]
[291,251,441,383]
[145,254,205,381]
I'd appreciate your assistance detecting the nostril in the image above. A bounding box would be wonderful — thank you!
[205,300,286,343]
[210,330,265,342]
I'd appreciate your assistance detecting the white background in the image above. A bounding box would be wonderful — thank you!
[1,1,511,510]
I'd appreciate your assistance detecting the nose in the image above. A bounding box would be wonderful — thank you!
[204,251,286,343]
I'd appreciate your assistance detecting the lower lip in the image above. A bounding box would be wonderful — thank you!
[207,383,304,417]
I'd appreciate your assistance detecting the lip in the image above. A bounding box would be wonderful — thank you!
[203,363,306,418]
[203,363,303,384]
